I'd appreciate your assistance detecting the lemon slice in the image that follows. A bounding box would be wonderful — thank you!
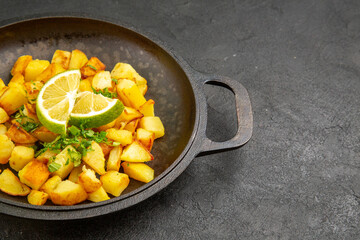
[69,91,124,129]
[36,70,81,135]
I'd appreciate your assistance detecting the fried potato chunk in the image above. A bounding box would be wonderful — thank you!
[0,107,9,123]
[79,79,93,92]
[78,166,102,193]
[121,141,154,162]
[92,71,112,90]
[11,55,32,76]
[116,79,146,109]
[106,128,133,146]
[68,165,83,183]
[135,128,155,151]
[107,146,122,172]
[0,124,7,135]
[138,116,165,139]
[35,63,65,83]
[0,87,27,115]
[9,146,35,172]
[80,57,106,79]
[111,62,147,86]
[87,186,110,203]
[121,162,154,183]
[82,141,106,175]
[0,134,15,164]
[32,126,59,143]
[50,180,87,206]
[0,169,30,196]
[19,160,50,190]
[39,175,61,197]
[100,171,129,197]
[27,190,48,205]
[139,99,155,117]
[24,59,50,82]
[51,50,71,69]
[68,49,88,70]
[6,123,38,144]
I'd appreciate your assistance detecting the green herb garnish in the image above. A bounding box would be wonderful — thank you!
[48,162,61,173]
[35,124,110,166]
[87,65,97,71]
[67,148,82,167]
[91,87,117,98]
[12,105,39,132]
[20,121,39,132]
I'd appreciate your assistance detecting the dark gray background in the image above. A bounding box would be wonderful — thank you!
[0,0,359,239]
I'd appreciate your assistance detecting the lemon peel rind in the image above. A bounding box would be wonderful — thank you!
[69,99,124,129]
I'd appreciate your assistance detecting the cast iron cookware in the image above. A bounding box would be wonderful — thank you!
[0,16,253,220]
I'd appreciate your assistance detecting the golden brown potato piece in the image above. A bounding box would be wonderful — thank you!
[7,73,26,96]
[116,79,146,109]
[6,123,38,144]
[123,119,139,133]
[24,59,50,82]
[139,99,155,117]
[135,128,155,151]
[79,78,93,92]
[80,57,106,79]
[32,126,58,142]
[51,50,71,69]
[111,62,147,86]
[114,107,143,128]
[0,107,9,123]
[107,146,122,172]
[137,84,148,96]
[0,87,27,115]
[68,165,83,183]
[23,103,39,123]
[35,63,66,83]
[0,168,30,196]
[11,55,32,76]
[0,124,7,135]
[87,186,110,203]
[0,134,15,164]
[138,116,165,139]
[121,141,154,162]
[78,166,102,193]
[9,146,35,172]
[92,71,112,90]
[99,142,113,158]
[50,180,87,206]
[100,171,129,197]
[39,175,61,197]
[106,128,133,146]
[19,160,50,190]
[27,190,49,205]
[82,141,106,175]
[121,162,154,183]
[24,81,44,103]
[68,49,88,69]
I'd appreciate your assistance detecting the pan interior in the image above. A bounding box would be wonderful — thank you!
[0,18,196,205]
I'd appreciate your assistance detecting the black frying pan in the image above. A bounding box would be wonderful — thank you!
[0,16,252,220]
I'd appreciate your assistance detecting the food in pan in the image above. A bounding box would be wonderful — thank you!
[0,49,165,206]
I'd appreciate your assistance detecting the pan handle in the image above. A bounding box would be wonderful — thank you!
[196,75,253,154]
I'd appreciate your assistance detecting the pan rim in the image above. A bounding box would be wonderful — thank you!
[0,15,203,219]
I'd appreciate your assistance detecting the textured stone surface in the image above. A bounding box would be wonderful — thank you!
[0,0,360,239]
